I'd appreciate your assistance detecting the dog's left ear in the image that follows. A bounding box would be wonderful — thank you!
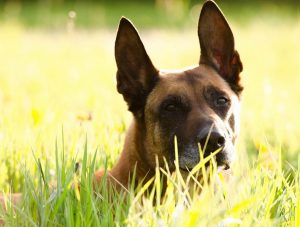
[198,1,243,94]
[115,17,158,114]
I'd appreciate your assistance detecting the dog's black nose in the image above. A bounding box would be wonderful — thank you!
[199,131,225,152]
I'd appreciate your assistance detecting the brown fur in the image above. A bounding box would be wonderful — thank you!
[94,0,243,191]
[0,1,243,217]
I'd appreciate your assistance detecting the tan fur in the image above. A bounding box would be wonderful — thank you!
[0,2,243,222]
[94,65,241,189]
[94,1,243,191]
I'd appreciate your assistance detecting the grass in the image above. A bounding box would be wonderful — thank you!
[0,3,300,226]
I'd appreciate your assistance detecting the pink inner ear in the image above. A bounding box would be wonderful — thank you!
[212,49,231,79]
[212,49,222,68]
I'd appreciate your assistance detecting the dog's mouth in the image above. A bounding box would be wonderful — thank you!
[178,159,231,173]
[179,164,230,173]
[179,167,193,172]
[217,161,230,171]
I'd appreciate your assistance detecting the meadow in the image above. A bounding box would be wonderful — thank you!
[0,1,300,226]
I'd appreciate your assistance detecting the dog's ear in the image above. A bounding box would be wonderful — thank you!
[115,17,158,114]
[198,1,243,94]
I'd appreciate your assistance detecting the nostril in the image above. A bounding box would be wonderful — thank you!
[217,136,225,147]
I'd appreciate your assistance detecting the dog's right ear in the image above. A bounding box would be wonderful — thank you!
[198,1,243,94]
[115,17,158,114]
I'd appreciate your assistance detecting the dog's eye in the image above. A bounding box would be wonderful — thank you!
[161,96,189,113]
[164,103,177,112]
[216,96,229,106]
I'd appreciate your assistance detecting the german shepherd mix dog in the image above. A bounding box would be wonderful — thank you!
[94,0,243,190]
[0,0,243,214]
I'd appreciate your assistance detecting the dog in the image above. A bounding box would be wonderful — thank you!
[94,0,243,191]
[0,0,243,214]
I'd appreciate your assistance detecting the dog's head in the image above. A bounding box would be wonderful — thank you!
[115,1,243,172]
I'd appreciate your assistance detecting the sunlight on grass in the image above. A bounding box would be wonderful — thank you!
[0,15,300,225]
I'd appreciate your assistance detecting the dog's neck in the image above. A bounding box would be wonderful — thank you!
[109,119,155,189]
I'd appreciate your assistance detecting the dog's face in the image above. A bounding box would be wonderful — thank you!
[144,65,241,171]
[115,1,243,172]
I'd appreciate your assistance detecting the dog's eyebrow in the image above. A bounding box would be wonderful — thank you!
[159,94,190,109]
[206,85,229,97]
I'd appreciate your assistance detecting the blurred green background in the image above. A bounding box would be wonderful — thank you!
[0,0,300,29]
[1,1,300,225]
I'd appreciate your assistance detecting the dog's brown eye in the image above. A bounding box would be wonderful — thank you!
[161,95,189,113]
[216,97,229,106]
[165,104,177,112]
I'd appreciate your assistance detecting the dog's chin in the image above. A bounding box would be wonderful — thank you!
[178,162,231,174]
[178,156,233,174]
[179,167,191,172]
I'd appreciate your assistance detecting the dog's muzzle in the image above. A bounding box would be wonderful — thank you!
[198,130,232,170]
[178,128,234,171]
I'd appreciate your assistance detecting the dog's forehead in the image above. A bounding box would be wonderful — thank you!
[160,65,228,85]
[151,64,235,100]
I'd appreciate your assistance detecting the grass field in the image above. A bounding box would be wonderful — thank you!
[0,2,300,226]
